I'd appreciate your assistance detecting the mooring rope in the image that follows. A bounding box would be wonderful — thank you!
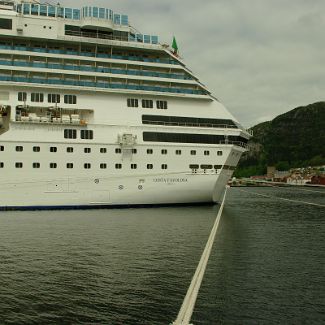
[235,188,325,208]
[172,187,228,325]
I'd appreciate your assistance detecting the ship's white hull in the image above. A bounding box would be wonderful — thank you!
[0,170,232,209]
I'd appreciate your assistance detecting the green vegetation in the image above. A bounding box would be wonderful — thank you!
[234,102,325,177]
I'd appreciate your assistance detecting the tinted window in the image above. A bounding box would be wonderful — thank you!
[0,19,12,30]
[143,132,248,146]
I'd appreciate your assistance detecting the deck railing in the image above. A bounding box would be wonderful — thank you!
[0,44,180,65]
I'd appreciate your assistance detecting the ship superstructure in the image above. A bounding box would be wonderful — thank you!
[0,1,250,209]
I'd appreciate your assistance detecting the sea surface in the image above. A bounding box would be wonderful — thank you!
[0,187,324,324]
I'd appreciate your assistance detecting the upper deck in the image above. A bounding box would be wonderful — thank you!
[0,1,159,47]
[0,1,211,98]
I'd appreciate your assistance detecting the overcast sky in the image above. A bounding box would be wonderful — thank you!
[63,0,324,127]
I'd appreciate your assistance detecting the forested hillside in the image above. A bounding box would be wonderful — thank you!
[235,102,325,177]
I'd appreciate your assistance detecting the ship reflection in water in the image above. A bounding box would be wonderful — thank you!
[0,187,324,324]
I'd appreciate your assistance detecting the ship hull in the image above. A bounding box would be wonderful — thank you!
[0,171,232,210]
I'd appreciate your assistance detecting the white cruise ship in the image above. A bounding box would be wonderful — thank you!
[0,0,250,209]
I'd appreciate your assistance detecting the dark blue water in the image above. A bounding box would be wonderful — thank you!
[0,187,324,324]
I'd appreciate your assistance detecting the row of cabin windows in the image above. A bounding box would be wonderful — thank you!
[64,129,94,140]
[189,164,236,171]
[0,145,223,156]
[127,98,168,110]
[18,92,77,104]
[0,162,169,170]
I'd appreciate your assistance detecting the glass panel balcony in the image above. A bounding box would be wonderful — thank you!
[1,44,179,65]
[0,59,192,80]
[0,75,206,95]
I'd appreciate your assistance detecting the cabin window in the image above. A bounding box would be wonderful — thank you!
[142,99,153,109]
[31,4,39,15]
[64,129,77,139]
[33,146,40,152]
[0,162,4,168]
[31,93,44,103]
[204,150,210,156]
[67,163,74,169]
[48,94,60,103]
[131,164,137,169]
[84,148,91,153]
[217,151,223,156]
[18,92,27,102]
[176,150,182,155]
[161,164,168,170]
[16,146,23,152]
[64,94,77,104]
[50,147,57,152]
[201,164,213,169]
[0,18,12,30]
[100,163,107,169]
[0,146,4,151]
[115,148,121,154]
[48,6,56,17]
[50,163,57,168]
[100,148,107,153]
[67,147,74,153]
[191,150,196,155]
[40,5,47,16]
[84,163,91,169]
[33,163,40,169]
[132,149,137,154]
[147,149,153,154]
[115,163,122,169]
[81,130,93,140]
[127,98,138,107]
[161,149,167,155]
[190,164,199,169]
[15,162,23,168]
[156,100,168,110]
[147,164,153,169]
[214,165,222,170]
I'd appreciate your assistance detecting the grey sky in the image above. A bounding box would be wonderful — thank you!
[63,0,325,127]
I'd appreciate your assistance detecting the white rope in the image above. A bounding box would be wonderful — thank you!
[235,188,325,208]
[172,186,228,325]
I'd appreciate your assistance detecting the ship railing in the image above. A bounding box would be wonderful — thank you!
[221,140,248,148]
[65,30,130,42]
[142,119,238,129]
[15,115,87,126]
[0,75,207,96]
[0,60,190,81]
[0,44,180,65]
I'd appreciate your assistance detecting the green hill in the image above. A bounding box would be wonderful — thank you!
[235,102,325,177]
